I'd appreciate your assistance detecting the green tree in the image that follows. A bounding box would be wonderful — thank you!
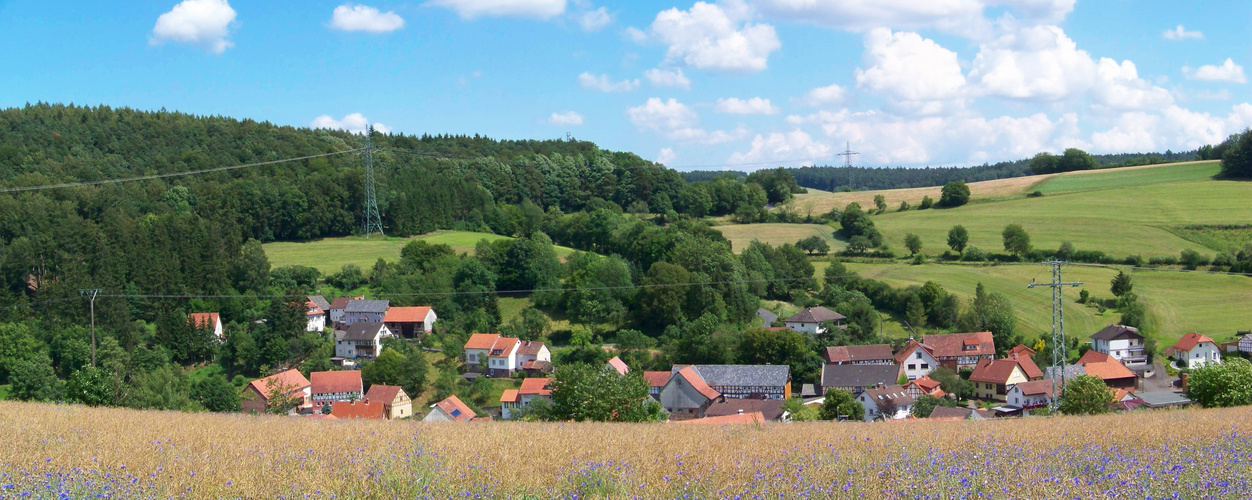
[938,181,971,207]
[905,295,926,329]
[1030,152,1059,174]
[904,233,923,256]
[67,366,116,406]
[1186,357,1252,408]
[919,196,934,209]
[1058,374,1113,415]
[9,353,64,402]
[1110,271,1133,297]
[1002,224,1032,257]
[958,283,1019,355]
[191,375,242,412]
[910,394,958,418]
[738,327,821,385]
[327,264,365,290]
[796,235,830,256]
[232,239,270,293]
[548,363,664,422]
[819,388,863,421]
[363,348,408,388]
[873,194,887,212]
[1059,148,1097,172]
[635,262,694,329]
[947,225,969,254]
[1057,241,1075,261]
[782,398,820,421]
[928,367,972,400]
[1220,129,1252,178]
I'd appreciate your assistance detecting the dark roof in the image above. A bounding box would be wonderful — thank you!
[329,297,351,310]
[516,340,547,356]
[929,406,993,420]
[1012,379,1055,397]
[345,299,390,313]
[674,365,791,388]
[1136,391,1192,407]
[825,344,894,363]
[705,399,787,421]
[821,363,901,389]
[343,322,387,341]
[1045,365,1086,380]
[1090,324,1143,341]
[308,295,332,312]
[861,384,916,407]
[800,383,818,398]
[784,306,846,324]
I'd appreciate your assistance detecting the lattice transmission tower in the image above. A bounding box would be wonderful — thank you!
[1027,260,1082,412]
[837,141,859,190]
[362,126,384,238]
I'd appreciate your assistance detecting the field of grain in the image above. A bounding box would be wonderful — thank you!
[713,223,841,254]
[5,401,1252,498]
[263,231,577,274]
[790,174,1052,215]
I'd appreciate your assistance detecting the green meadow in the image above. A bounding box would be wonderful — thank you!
[263,231,577,274]
[713,223,842,254]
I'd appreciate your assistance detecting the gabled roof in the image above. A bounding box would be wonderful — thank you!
[342,322,387,341]
[432,395,476,422]
[821,363,901,388]
[188,312,220,329]
[923,331,995,358]
[673,365,791,388]
[330,400,385,419]
[1012,379,1055,397]
[606,356,630,375]
[364,384,405,404]
[246,369,310,398]
[784,306,846,324]
[861,384,916,408]
[1172,332,1216,352]
[1090,324,1143,341]
[674,411,764,425]
[329,297,352,310]
[643,371,671,388]
[519,378,553,396]
[383,306,432,323]
[907,375,942,393]
[308,295,332,312]
[500,389,520,404]
[1081,360,1137,381]
[310,370,363,395]
[1012,354,1044,379]
[705,399,787,421]
[968,359,1026,385]
[345,299,390,314]
[1078,350,1113,364]
[675,366,721,401]
[1006,344,1037,358]
[824,344,894,364]
[521,360,553,372]
[305,301,324,316]
[928,406,993,420]
[488,337,521,358]
[516,341,548,356]
[465,333,501,350]
[894,339,935,364]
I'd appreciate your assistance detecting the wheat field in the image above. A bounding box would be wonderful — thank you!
[4,401,1252,498]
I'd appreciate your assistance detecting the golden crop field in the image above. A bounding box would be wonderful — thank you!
[4,401,1252,498]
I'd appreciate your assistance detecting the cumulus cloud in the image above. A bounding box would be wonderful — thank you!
[577,6,612,31]
[426,0,566,20]
[578,72,639,92]
[627,97,748,144]
[150,0,237,54]
[1184,58,1247,84]
[728,129,832,167]
[1090,104,1252,153]
[656,147,677,165]
[330,4,405,32]
[311,113,390,134]
[646,0,781,73]
[801,83,845,107]
[749,0,1075,40]
[1091,58,1173,111]
[643,67,691,90]
[855,29,966,114]
[548,111,584,125]
[714,97,779,115]
[967,25,1096,101]
[1163,25,1203,41]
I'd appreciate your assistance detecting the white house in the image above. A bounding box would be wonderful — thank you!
[857,385,915,421]
[423,394,476,422]
[328,297,355,325]
[893,339,940,381]
[309,370,363,411]
[383,306,437,337]
[500,378,553,420]
[335,322,393,360]
[1090,325,1147,366]
[1171,332,1221,369]
[1006,379,1054,410]
[516,340,551,372]
[343,299,390,326]
[783,307,846,335]
[305,301,326,332]
[188,312,224,340]
[464,333,524,377]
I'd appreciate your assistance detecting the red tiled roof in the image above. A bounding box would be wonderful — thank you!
[329,297,351,310]
[465,333,500,350]
[1172,332,1215,352]
[673,411,764,425]
[893,339,935,364]
[1007,344,1036,358]
[968,358,1025,384]
[330,400,385,419]
[521,360,553,372]
[433,395,476,422]
[188,312,219,329]
[643,371,671,388]
[310,371,362,395]
[705,399,786,421]
[1079,350,1113,364]
[1013,354,1044,379]
[364,384,404,404]
[307,413,338,420]
[825,344,894,364]
[305,301,323,316]
[246,369,311,400]
[519,378,553,396]
[676,366,721,401]
[607,356,630,375]
[516,341,547,356]
[1013,379,1054,397]
[1082,360,1137,381]
[383,306,432,323]
[923,331,995,359]
[488,337,520,358]
[500,389,520,404]
[908,375,942,393]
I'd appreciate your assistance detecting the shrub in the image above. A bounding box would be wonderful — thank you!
[911,254,926,265]
[897,201,910,211]
[1027,190,1044,198]
[1148,256,1178,266]
[919,196,934,209]
[1123,254,1144,267]
[962,247,990,262]
[938,181,971,208]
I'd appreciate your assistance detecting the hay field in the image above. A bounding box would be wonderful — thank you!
[4,401,1252,498]
[713,223,841,254]
[790,174,1051,215]
[263,231,577,274]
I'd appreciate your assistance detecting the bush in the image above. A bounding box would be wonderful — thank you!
[1123,254,1144,267]
[1179,249,1208,270]
[962,246,990,262]
[911,254,926,265]
[1027,190,1044,198]
[898,201,910,211]
[1148,256,1178,267]
[919,196,934,210]
[938,181,971,208]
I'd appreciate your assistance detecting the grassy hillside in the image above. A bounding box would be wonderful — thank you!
[4,401,1252,498]
[813,261,1252,345]
[713,223,842,253]
[790,174,1047,215]
[263,231,577,274]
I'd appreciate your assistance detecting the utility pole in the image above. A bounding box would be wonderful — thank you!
[80,289,101,367]
[1027,260,1082,413]
[837,141,859,190]
[362,126,384,238]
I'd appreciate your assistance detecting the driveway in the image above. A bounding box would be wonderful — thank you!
[1139,358,1176,392]
[757,308,778,326]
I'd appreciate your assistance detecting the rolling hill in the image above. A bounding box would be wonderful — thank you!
[263,231,578,274]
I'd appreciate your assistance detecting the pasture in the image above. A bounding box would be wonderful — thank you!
[263,231,577,274]
[712,223,841,254]
[4,401,1252,498]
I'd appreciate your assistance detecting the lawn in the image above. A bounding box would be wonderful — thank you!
[263,231,577,274]
[712,223,842,254]
[1033,160,1219,194]
[813,260,1252,347]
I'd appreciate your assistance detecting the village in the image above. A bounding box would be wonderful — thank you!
[216,297,1240,424]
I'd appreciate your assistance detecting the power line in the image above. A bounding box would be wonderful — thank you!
[667,156,837,170]
[0,148,365,194]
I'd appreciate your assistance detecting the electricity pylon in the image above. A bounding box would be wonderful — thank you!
[1027,260,1083,412]
[362,126,384,238]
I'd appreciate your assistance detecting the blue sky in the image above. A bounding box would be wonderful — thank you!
[3,0,1252,171]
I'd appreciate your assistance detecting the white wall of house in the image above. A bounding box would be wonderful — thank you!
[857,394,912,421]
[1181,343,1221,369]
[487,350,518,373]
[343,311,385,325]
[312,390,361,408]
[423,407,454,422]
[329,308,345,324]
[1093,338,1145,364]
[1006,386,1051,409]
[465,348,489,367]
[422,310,438,333]
[785,321,823,335]
[501,394,549,420]
[901,349,939,381]
[306,314,325,332]
[517,345,552,369]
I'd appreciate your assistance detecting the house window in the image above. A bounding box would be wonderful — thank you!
[908,364,916,370]
[921,363,929,369]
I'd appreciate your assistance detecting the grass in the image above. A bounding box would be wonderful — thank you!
[712,223,841,254]
[5,401,1252,498]
[0,384,7,400]
[1163,225,1252,253]
[1033,160,1219,194]
[263,231,577,274]
[813,260,1252,346]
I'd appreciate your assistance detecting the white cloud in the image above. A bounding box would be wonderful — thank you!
[624,26,648,44]
[967,25,1096,101]
[647,0,781,73]
[749,0,1075,40]
[311,113,390,135]
[578,72,639,92]
[855,29,966,114]
[426,0,566,20]
[801,83,845,107]
[714,97,779,115]
[1089,104,1252,153]
[643,67,691,90]
[577,6,612,31]
[627,97,748,144]
[1091,58,1173,111]
[1163,25,1203,41]
[1196,89,1231,100]
[331,4,405,32]
[656,147,677,165]
[728,129,832,168]
[548,111,584,125]
[1184,58,1247,84]
[150,0,237,54]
